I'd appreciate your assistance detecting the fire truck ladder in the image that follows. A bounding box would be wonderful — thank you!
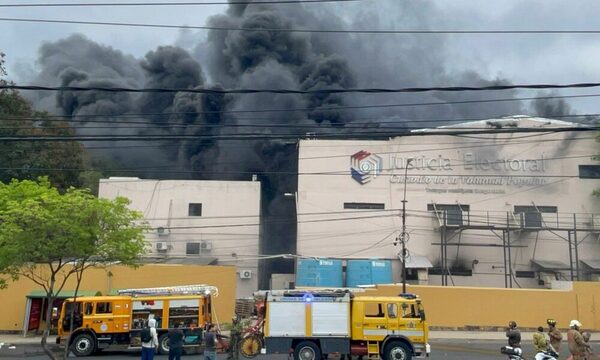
[367,341,380,360]
[117,284,219,297]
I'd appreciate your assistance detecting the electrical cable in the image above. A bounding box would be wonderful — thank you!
[0,125,595,141]
[0,0,364,7]
[3,93,599,119]
[1,17,600,35]
[4,82,600,95]
[1,113,598,131]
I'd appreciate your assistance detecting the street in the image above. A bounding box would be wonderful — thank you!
[12,340,519,360]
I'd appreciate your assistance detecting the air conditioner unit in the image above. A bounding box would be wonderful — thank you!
[200,241,212,252]
[156,241,168,252]
[540,274,556,289]
[239,269,252,279]
[156,226,170,236]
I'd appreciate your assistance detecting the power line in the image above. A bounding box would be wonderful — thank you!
[4,83,600,95]
[3,94,599,119]
[0,125,595,141]
[0,0,362,7]
[1,17,600,34]
[1,112,599,130]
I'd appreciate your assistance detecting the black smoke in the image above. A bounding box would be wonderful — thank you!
[25,0,581,289]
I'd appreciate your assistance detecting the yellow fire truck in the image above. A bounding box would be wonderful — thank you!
[56,285,219,356]
[240,289,429,360]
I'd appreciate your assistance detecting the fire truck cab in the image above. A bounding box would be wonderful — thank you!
[57,285,218,357]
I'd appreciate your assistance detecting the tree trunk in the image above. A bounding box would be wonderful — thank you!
[63,266,84,359]
[42,294,59,360]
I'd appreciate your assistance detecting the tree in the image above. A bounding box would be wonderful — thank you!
[0,178,149,359]
[0,52,86,191]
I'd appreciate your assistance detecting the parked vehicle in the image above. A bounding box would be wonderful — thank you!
[56,285,220,356]
[501,346,558,360]
[501,346,525,360]
[239,289,430,360]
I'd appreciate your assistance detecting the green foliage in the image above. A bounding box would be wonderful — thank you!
[0,53,85,191]
[0,178,149,291]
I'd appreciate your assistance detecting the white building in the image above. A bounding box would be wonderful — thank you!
[99,178,261,297]
[296,116,600,288]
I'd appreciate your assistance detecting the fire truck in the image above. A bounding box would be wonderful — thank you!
[240,289,430,360]
[56,285,220,356]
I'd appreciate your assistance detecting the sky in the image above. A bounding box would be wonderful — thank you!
[1,0,599,113]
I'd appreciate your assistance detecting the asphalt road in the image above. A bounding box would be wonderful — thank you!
[6,340,520,360]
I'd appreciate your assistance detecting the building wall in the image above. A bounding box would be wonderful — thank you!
[99,178,261,297]
[360,282,600,330]
[296,124,600,288]
[0,264,236,333]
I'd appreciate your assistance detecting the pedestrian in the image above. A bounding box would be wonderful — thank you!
[547,319,563,355]
[567,320,590,360]
[205,324,218,360]
[168,323,185,360]
[227,316,242,360]
[141,318,159,360]
[533,326,549,353]
[506,321,522,348]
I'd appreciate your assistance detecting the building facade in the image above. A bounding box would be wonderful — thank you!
[99,178,261,297]
[296,117,600,288]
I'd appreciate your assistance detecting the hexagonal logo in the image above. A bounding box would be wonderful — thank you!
[350,150,383,185]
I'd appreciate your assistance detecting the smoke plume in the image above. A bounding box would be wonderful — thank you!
[25,0,573,288]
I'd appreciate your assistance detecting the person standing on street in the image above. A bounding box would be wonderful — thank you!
[533,326,549,354]
[205,324,218,360]
[506,321,522,348]
[141,318,159,360]
[168,323,185,360]
[227,316,242,360]
[567,320,590,360]
[547,319,563,355]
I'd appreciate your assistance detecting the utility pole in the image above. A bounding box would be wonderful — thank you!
[395,158,412,294]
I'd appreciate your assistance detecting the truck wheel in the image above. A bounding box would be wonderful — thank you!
[71,333,96,357]
[158,333,170,355]
[294,341,321,360]
[384,342,411,360]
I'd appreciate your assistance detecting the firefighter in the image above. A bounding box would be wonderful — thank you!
[567,320,590,360]
[227,316,242,360]
[547,319,563,355]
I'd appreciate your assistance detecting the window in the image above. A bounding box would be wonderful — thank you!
[364,303,384,317]
[344,202,385,210]
[95,302,112,314]
[427,204,470,226]
[579,165,600,179]
[387,303,398,319]
[514,206,557,228]
[188,203,202,216]
[84,303,94,315]
[516,271,536,278]
[186,242,200,255]
[401,303,419,319]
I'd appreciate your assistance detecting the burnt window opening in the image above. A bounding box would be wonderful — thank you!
[186,242,200,255]
[427,204,470,226]
[514,206,557,228]
[579,165,600,179]
[188,203,202,217]
[515,271,536,278]
[344,202,385,210]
